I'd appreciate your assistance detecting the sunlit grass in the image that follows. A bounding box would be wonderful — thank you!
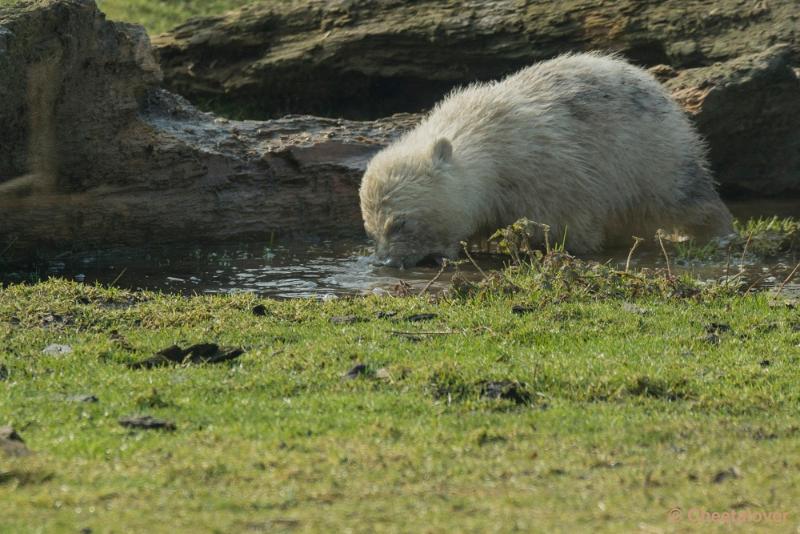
[0,0,254,34]
[0,262,798,531]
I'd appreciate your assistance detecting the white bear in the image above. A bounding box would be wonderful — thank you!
[359,52,733,267]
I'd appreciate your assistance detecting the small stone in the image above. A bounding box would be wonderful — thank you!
[0,426,30,457]
[330,315,361,325]
[375,367,391,380]
[42,344,73,355]
[622,302,648,315]
[65,394,99,403]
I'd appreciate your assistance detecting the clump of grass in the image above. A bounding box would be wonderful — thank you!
[734,216,800,257]
[672,239,719,263]
[477,219,738,302]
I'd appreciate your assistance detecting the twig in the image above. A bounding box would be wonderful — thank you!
[625,236,645,273]
[109,267,127,287]
[776,261,800,296]
[739,232,752,272]
[723,244,732,286]
[742,265,783,296]
[656,230,672,278]
[460,241,488,279]
[419,260,448,295]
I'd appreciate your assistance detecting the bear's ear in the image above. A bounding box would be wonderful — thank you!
[430,138,453,165]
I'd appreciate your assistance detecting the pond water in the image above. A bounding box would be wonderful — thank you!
[2,200,798,298]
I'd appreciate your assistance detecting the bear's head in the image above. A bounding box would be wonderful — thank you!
[359,137,472,268]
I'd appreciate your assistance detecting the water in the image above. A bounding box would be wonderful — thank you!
[1,201,798,298]
[1,239,502,298]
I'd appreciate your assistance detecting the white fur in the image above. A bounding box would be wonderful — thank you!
[360,52,733,267]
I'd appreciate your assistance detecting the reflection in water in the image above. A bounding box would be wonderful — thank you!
[1,200,798,299]
[1,239,498,298]
[1,237,797,299]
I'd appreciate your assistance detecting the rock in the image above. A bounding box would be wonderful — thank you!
[0,426,30,457]
[330,315,362,325]
[375,367,391,381]
[622,303,649,315]
[251,304,268,316]
[0,0,413,259]
[64,394,99,403]
[664,47,800,196]
[154,1,800,195]
[154,0,800,120]
[41,343,73,355]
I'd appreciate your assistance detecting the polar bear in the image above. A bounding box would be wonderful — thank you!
[359,52,733,268]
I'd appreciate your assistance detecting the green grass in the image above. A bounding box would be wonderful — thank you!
[734,216,800,257]
[0,0,253,34]
[97,0,258,34]
[1,259,799,532]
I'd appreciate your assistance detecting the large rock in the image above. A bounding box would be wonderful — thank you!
[662,46,800,197]
[153,0,800,196]
[154,0,800,120]
[0,0,413,258]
